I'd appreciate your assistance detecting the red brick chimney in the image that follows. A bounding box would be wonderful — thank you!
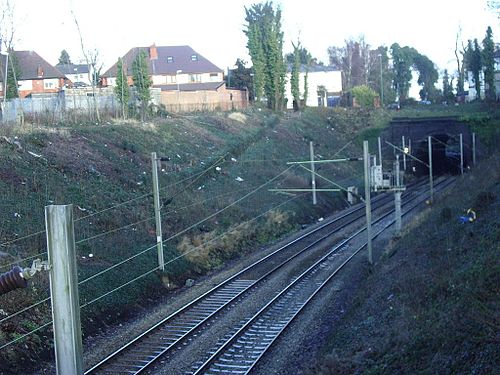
[149,44,158,60]
[37,65,44,77]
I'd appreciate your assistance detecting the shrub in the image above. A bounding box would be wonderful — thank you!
[351,85,378,108]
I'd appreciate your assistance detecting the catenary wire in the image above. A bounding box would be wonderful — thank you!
[79,192,303,309]
[158,194,303,270]
[0,296,50,325]
[0,320,52,351]
[80,266,159,309]
[0,153,230,262]
[75,216,155,245]
[77,168,292,286]
[78,243,156,286]
[74,185,257,246]
[160,165,295,246]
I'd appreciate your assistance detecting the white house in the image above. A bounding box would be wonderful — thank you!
[465,70,485,101]
[56,63,92,86]
[285,65,342,109]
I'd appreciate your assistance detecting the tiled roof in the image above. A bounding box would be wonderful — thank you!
[102,45,223,77]
[56,63,90,75]
[0,51,65,81]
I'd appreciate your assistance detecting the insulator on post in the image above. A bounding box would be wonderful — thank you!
[0,266,28,295]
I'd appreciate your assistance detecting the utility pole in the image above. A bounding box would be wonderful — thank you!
[459,133,464,175]
[378,53,384,107]
[472,132,476,166]
[363,141,372,264]
[45,205,83,375]
[2,51,9,112]
[394,155,402,237]
[428,136,434,204]
[309,141,317,205]
[378,136,382,167]
[402,135,406,171]
[151,152,165,272]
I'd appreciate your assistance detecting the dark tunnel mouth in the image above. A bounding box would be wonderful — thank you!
[410,133,464,177]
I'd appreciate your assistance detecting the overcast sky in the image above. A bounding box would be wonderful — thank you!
[5,0,499,76]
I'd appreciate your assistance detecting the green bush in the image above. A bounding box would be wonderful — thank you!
[351,85,378,108]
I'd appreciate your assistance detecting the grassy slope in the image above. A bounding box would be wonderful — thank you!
[0,107,383,370]
[311,154,499,374]
[0,104,497,372]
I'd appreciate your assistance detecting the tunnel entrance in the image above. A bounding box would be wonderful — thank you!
[411,134,464,177]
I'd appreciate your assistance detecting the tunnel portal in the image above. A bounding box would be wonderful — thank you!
[382,117,475,177]
[411,133,463,177]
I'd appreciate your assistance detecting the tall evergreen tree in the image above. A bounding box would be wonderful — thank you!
[285,45,312,65]
[114,57,130,118]
[132,50,152,120]
[442,69,455,102]
[303,69,309,106]
[227,59,255,100]
[244,2,286,110]
[290,41,301,110]
[5,52,21,99]
[482,26,495,100]
[390,43,415,102]
[413,52,439,101]
[58,49,72,66]
[466,39,483,99]
[244,20,265,102]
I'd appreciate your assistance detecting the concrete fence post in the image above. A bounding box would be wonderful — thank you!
[45,205,83,375]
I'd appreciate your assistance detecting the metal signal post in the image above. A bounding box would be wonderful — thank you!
[151,152,165,272]
[363,141,373,264]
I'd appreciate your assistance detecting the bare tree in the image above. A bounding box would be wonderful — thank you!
[71,8,101,123]
[454,27,467,98]
[328,36,371,90]
[0,0,16,51]
[0,0,24,124]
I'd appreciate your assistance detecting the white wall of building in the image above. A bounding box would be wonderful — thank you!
[67,72,91,85]
[18,80,33,91]
[466,70,484,101]
[285,69,342,109]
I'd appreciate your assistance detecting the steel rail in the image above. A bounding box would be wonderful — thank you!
[85,178,431,374]
[193,177,455,374]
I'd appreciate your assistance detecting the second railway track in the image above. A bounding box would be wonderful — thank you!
[85,176,454,374]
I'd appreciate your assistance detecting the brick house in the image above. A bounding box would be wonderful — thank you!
[101,44,248,112]
[0,50,66,98]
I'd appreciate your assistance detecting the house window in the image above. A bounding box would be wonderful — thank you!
[44,81,54,89]
[210,73,219,82]
[191,54,198,61]
[167,56,174,63]
[169,75,177,84]
[189,74,201,83]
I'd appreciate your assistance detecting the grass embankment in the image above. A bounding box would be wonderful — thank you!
[311,153,499,374]
[0,107,386,371]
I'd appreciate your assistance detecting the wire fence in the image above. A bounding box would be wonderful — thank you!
[0,161,304,352]
[0,124,366,360]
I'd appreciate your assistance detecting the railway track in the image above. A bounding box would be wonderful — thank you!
[193,176,455,374]
[85,177,452,374]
